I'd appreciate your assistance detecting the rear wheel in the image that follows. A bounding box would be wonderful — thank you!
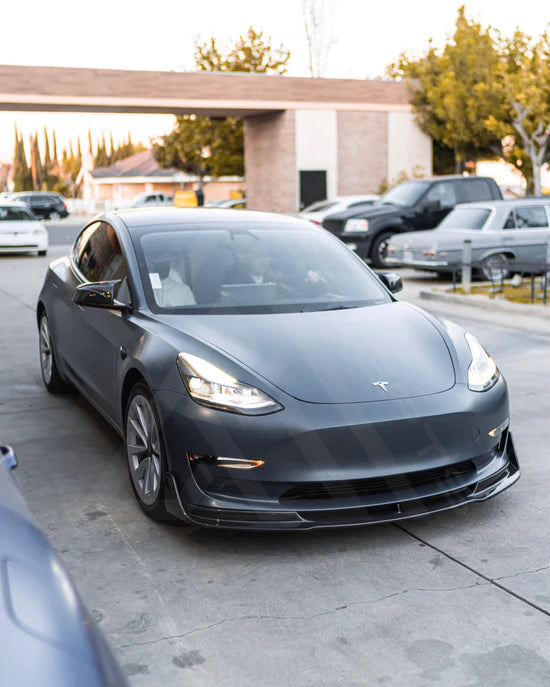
[481,253,510,281]
[370,232,395,268]
[49,210,61,220]
[39,313,70,393]
[125,384,174,522]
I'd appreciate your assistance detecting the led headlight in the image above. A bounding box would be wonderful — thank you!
[177,352,283,415]
[465,332,499,392]
[344,219,369,233]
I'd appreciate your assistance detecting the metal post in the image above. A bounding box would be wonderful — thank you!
[545,240,550,306]
[462,240,472,295]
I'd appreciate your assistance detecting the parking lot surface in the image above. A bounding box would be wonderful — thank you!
[1,244,550,686]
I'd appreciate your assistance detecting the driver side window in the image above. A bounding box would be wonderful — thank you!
[425,182,457,209]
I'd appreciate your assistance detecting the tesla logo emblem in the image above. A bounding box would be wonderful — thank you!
[372,381,389,393]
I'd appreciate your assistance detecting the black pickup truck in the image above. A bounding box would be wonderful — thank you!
[321,175,503,267]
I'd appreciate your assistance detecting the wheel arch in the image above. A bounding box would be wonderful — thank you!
[121,368,149,423]
[479,249,517,262]
[36,300,45,326]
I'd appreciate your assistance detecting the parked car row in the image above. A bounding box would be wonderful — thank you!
[387,198,550,279]
[318,176,503,267]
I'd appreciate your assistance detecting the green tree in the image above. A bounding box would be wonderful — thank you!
[387,6,504,173]
[194,26,290,74]
[156,27,290,185]
[485,31,550,195]
[153,115,243,187]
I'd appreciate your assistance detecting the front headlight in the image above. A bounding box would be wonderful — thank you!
[176,352,283,415]
[465,332,499,392]
[344,218,369,233]
[32,226,47,235]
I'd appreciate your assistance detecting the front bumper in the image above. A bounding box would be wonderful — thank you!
[0,234,48,253]
[156,378,520,530]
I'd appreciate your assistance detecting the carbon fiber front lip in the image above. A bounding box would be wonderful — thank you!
[166,435,520,531]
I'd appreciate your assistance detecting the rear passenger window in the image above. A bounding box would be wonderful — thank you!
[513,206,548,228]
[425,182,457,209]
[461,180,493,202]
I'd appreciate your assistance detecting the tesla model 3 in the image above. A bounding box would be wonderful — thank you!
[37,209,520,530]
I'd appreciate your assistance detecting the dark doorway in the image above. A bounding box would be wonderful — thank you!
[299,170,327,210]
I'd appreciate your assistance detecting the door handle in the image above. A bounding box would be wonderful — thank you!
[119,346,127,360]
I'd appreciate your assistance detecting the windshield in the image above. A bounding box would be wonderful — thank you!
[380,181,430,207]
[439,207,491,230]
[133,224,391,314]
[0,206,34,221]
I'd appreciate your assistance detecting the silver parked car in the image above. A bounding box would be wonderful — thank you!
[386,199,550,279]
[0,444,128,686]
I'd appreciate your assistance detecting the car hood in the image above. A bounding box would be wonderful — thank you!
[323,203,399,224]
[159,302,455,403]
[0,220,43,234]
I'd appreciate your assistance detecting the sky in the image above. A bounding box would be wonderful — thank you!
[0,0,549,162]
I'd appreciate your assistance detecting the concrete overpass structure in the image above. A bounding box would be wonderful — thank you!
[0,65,432,212]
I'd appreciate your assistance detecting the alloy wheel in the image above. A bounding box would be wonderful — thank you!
[126,394,162,506]
[39,316,53,384]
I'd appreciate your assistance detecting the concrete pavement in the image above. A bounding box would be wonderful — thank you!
[1,246,549,686]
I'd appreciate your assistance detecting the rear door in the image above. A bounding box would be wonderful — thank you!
[500,205,550,267]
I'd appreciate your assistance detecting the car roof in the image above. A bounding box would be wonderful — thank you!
[455,197,550,210]
[109,207,314,229]
[0,200,32,208]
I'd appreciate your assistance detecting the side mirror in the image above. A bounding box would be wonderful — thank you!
[72,280,131,311]
[377,272,403,294]
[0,444,18,470]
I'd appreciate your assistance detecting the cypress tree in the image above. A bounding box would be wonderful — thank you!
[12,125,31,191]
[52,131,58,166]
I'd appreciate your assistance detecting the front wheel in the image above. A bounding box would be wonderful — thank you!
[125,384,173,522]
[370,232,395,268]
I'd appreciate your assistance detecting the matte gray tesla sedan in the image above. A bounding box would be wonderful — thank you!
[37,209,519,530]
[387,198,550,278]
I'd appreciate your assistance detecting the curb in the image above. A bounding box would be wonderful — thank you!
[419,288,550,319]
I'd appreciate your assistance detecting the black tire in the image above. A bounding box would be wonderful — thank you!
[49,210,61,220]
[481,253,510,281]
[38,313,70,394]
[370,232,395,268]
[125,383,176,522]
[38,250,47,256]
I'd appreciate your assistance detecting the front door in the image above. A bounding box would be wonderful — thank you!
[71,221,133,419]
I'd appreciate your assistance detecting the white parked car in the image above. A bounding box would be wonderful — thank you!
[299,195,379,226]
[0,202,48,256]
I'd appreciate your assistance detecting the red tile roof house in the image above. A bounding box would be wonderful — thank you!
[77,149,245,212]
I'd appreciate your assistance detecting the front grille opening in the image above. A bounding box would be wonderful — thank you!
[297,485,476,523]
[280,460,476,501]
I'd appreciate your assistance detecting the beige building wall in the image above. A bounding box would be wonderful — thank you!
[244,111,297,214]
[295,110,338,200]
[388,111,432,182]
[336,111,389,195]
